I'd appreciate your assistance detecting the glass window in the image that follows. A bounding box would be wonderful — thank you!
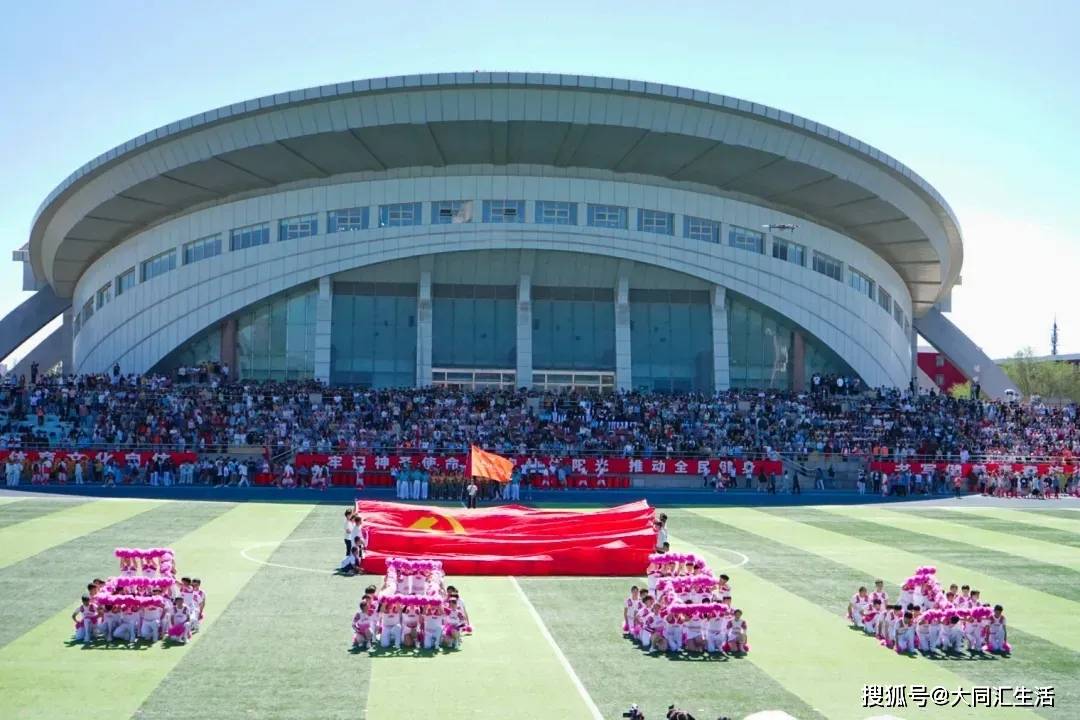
[893,299,905,328]
[116,268,136,296]
[771,237,806,266]
[812,251,843,282]
[95,283,111,310]
[432,284,517,369]
[936,373,945,387]
[183,234,222,265]
[629,288,713,392]
[328,207,369,232]
[279,213,318,241]
[237,284,318,381]
[81,299,94,325]
[935,354,945,368]
[848,268,875,299]
[378,202,422,227]
[72,313,81,336]
[140,250,176,282]
[637,209,674,235]
[728,226,765,254]
[482,200,525,223]
[323,284,420,387]
[535,200,577,225]
[877,286,893,313]
[230,222,270,251]
[532,287,616,370]
[586,204,628,229]
[431,200,474,224]
[727,293,857,390]
[684,216,721,244]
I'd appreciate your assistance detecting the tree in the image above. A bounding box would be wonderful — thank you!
[948,381,972,400]
[1000,348,1080,402]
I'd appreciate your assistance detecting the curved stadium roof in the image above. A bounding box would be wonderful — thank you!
[29,72,962,312]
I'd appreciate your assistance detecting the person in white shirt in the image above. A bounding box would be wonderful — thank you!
[237,462,250,487]
[282,463,295,488]
[466,480,479,509]
[654,514,669,551]
[380,600,403,649]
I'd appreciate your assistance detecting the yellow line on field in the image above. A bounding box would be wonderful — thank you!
[945,506,1080,536]
[671,532,1036,720]
[823,505,1080,573]
[0,499,161,570]
[0,502,313,720]
[690,507,1080,654]
[364,576,601,720]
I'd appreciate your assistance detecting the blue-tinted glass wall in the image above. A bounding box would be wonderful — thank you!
[236,284,317,380]
[727,293,854,389]
[629,289,713,392]
[432,285,516,368]
[532,287,615,370]
[330,282,417,387]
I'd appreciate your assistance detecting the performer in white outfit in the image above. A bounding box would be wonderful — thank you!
[380,601,402,649]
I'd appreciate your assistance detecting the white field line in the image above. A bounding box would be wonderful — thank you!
[509,576,604,720]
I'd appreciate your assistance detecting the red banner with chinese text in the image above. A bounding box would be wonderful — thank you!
[0,450,198,467]
[868,461,1075,476]
[297,453,782,477]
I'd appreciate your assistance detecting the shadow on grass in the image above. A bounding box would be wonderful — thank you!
[844,625,1007,661]
[63,638,172,651]
[622,637,744,662]
[348,644,465,658]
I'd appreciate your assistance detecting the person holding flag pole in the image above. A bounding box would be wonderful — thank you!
[465,445,514,509]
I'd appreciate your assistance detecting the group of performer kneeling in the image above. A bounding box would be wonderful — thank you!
[70,548,205,645]
[350,559,471,652]
[623,552,749,655]
[848,566,1009,655]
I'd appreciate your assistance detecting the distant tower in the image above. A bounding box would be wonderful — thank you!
[1051,316,1059,357]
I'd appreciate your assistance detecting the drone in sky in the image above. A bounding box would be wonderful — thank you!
[762,223,799,232]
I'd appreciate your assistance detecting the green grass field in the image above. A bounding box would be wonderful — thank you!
[0,496,1076,720]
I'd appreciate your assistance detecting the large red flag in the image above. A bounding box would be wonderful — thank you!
[356,500,656,576]
[466,445,514,483]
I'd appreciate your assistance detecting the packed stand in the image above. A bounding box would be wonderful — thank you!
[4,370,1080,479]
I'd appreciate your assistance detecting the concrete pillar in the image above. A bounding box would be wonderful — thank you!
[61,307,74,374]
[416,269,433,387]
[910,325,918,391]
[313,276,332,384]
[710,286,730,391]
[220,316,237,376]
[792,331,806,392]
[615,274,632,391]
[516,274,532,388]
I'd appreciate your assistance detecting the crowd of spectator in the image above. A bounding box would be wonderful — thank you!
[2,369,1080,465]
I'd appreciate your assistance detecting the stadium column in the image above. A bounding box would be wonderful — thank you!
[910,325,918,388]
[313,276,331,384]
[615,273,632,391]
[219,316,237,374]
[516,273,533,388]
[711,286,730,390]
[792,331,806,392]
[416,267,433,387]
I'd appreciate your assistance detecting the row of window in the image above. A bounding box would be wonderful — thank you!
[75,199,907,336]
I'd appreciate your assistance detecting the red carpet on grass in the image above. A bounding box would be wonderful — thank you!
[356,500,657,576]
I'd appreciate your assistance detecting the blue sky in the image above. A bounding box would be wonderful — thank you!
[1,0,1077,360]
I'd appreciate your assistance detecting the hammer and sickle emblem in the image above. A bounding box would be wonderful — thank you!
[408,513,466,535]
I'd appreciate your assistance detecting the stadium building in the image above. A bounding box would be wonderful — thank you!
[6,73,1015,395]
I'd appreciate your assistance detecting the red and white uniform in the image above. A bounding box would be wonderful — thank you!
[380,610,402,648]
[141,603,164,641]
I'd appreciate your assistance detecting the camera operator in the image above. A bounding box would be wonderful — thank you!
[666,705,696,720]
